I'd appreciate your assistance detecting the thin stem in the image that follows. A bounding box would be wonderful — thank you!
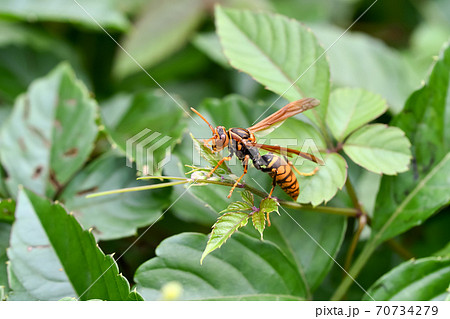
[85,175,358,217]
[195,178,358,217]
[137,176,188,181]
[344,213,367,271]
[332,238,378,301]
[85,180,189,198]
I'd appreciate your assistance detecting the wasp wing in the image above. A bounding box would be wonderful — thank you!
[248,142,324,165]
[248,98,320,136]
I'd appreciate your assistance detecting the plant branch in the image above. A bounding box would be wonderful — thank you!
[344,213,367,271]
[195,178,358,217]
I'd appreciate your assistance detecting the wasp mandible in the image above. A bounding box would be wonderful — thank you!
[191,98,324,200]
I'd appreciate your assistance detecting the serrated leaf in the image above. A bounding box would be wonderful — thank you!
[163,155,218,226]
[135,232,307,300]
[0,22,87,105]
[7,188,143,301]
[113,0,204,78]
[0,63,98,199]
[192,32,230,68]
[326,88,388,142]
[0,0,129,31]
[312,24,420,114]
[201,212,249,264]
[263,117,327,152]
[60,153,170,241]
[343,124,411,175]
[101,91,187,176]
[245,208,347,295]
[260,197,278,215]
[241,190,254,206]
[364,257,450,301]
[219,201,252,214]
[372,43,450,243]
[252,210,265,240]
[216,7,330,128]
[191,134,231,175]
[296,153,347,206]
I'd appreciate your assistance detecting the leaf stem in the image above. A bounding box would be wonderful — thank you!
[331,238,377,301]
[195,178,358,217]
[85,180,189,198]
[344,213,367,271]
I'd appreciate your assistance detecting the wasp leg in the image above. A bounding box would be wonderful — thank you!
[227,155,250,198]
[268,168,277,198]
[207,155,232,178]
[288,160,319,176]
[266,169,278,227]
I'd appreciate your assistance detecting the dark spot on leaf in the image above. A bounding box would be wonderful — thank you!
[18,138,26,152]
[65,99,77,106]
[28,125,51,148]
[64,148,78,157]
[76,186,99,196]
[32,166,43,179]
[54,119,62,131]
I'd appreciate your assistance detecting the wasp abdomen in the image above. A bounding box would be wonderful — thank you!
[262,154,300,201]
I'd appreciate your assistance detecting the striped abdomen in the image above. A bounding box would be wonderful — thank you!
[265,155,299,200]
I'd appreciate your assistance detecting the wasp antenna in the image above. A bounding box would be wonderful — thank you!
[191,107,215,133]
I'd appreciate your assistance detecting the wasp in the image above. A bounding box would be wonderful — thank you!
[191,98,324,200]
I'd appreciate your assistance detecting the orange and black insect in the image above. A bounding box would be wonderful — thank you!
[191,98,323,200]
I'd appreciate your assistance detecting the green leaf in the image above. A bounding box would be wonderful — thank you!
[7,188,142,301]
[296,153,347,206]
[59,153,170,241]
[0,164,9,198]
[0,63,98,198]
[191,134,231,175]
[252,210,265,240]
[0,22,87,104]
[372,43,450,243]
[101,91,188,176]
[260,197,278,215]
[0,0,129,31]
[312,24,420,114]
[343,124,412,175]
[251,208,347,295]
[241,190,254,206]
[219,201,252,214]
[434,242,450,257]
[326,88,388,142]
[0,223,11,297]
[192,32,230,68]
[216,7,330,128]
[201,212,249,264]
[135,232,307,300]
[163,155,218,226]
[0,198,15,223]
[113,0,205,78]
[364,257,450,301]
[263,117,327,152]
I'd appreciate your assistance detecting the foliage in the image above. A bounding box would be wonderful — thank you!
[0,0,448,302]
